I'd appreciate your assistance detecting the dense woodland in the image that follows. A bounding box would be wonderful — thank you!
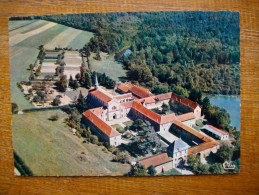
[35,11,240,95]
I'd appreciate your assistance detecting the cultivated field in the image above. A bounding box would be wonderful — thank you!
[12,110,130,176]
[9,20,94,110]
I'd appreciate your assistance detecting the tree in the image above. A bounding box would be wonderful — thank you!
[128,164,148,176]
[216,143,233,163]
[56,74,67,92]
[77,90,88,113]
[29,71,35,81]
[148,165,157,176]
[95,46,101,60]
[202,97,211,112]
[209,163,224,174]
[130,120,161,155]
[172,85,189,98]
[80,44,91,68]
[189,88,202,104]
[75,73,81,81]
[84,70,92,89]
[52,96,61,106]
[70,108,82,124]
[161,103,169,114]
[12,103,18,114]
[113,151,130,164]
[69,75,73,87]
[187,154,201,170]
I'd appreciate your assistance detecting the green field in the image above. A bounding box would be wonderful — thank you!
[12,110,130,176]
[9,20,94,110]
[90,52,127,81]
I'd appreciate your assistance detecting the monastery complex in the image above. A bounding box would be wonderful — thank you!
[82,76,229,173]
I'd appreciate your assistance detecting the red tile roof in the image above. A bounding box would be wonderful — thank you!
[83,110,120,138]
[177,112,196,122]
[156,92,172,101]
[171,93,199,110]
[207,125,229,135]
[132,102,175,124]
[117,83,130,93]
[130,86,152,98]
[114,93,132,100]
[160,113,176,124]
[172,120,213,142]
[188,141,219,156]
[89,107,105,116]
[117,82,153,98]
[120,101,133,109]
[89,89,112,103]
[139,153,173,168]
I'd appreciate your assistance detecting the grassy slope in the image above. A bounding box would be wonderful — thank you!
[12,110,130,176]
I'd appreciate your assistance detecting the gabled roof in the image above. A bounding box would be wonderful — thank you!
[177,112,196,122]
[114,93,132,100]
[202,125,229,136]
[172,120,212,143]
[120,101,133,109]
[117,83,130,93]
[188,141,219,156]
[160,113,176,124]
[88,89,112,103]
[89,107,105,116]
[139,153,173,168]
[168,139,189,153]
[156,92,172,101]
[171,93,199,110]
[83,110,120,138]
[117,82,153,98]
[130,86,152,98]
[132,102,175,124]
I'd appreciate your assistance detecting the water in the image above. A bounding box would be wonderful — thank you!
[208,96,240,130]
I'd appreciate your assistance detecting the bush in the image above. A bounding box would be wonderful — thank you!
[11,103,18,114]
[90,135,99,144]
[49,114,59,121]
[113,151,130,164]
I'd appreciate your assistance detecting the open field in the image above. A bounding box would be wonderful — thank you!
[9,20,94,110]
[90,52,127,81]
[12,110,130,176]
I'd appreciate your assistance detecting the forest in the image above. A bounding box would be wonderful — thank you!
[15,11,240,95]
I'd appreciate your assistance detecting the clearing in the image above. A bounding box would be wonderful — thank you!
[12,109,130,176]
[90,52,127,81]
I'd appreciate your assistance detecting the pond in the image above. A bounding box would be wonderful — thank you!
[208,95,240,130]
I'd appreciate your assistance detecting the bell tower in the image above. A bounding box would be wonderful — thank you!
[94,74,99,89]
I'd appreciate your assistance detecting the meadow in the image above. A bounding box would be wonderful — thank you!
[12,110,130,176]
[90,52,127,81]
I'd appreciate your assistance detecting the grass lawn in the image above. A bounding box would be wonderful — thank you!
[111,124,124,133]
[12,109,130,176]
[123,121,133,127]
[90,52,127,81]
[9,20,93,110]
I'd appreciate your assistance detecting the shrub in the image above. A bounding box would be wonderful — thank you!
[49,114,59,121]
[90,135,99,144]
[11,103,19,114]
